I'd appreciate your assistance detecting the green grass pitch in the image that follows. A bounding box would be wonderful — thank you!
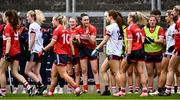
[1,93,180,100]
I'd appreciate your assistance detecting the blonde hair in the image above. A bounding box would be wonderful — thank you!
[174,5,180,11]
[53,14,68,28]
[27,10,45,25]
[129,11,147,25]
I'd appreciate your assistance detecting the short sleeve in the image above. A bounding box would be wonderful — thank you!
[126,26,133,40]
[158,27,165,38]
[52,29,59,41]
[4,24,12,37]
[105,26,112,36]
[90,26,97,36]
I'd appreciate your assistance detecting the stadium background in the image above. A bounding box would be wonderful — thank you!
[0,0,180,92]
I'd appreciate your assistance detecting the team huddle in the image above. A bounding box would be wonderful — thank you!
[0,5,180,97]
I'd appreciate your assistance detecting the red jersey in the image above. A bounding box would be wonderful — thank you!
[68,28,79,56]
[76,24,97,49]
[126,23,143,51]
[3,23,20,56]
[52,25,71,54]
[174,19,180,52]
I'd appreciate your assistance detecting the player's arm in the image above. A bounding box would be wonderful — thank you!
[5,37,11,54]
[43,39,56,52]
[96,35,110,50]
[154,27,165,44]
[28,32,36,51]
[70,37,75,55]
[126,30,133,54]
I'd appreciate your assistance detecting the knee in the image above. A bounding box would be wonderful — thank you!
[75,70,80,76]
[81,69,87,75]
[92,69,98,74]
[147,71,153,77]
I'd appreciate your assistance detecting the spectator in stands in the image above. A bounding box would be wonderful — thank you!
[76,13,100,93]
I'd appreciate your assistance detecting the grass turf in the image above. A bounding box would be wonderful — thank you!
[1,93,180,100]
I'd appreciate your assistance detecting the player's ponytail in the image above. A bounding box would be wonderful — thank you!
[53,14,64,25]
[129,11,147,27]
[5,10,19,31]
[108,10,124,37]
[27,10,45,25]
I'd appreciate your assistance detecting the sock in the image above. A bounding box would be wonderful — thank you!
[36,81,43,88]
[83,84,88,92]
[128,85,133,91]
[148,87,153,92]
[23,81,31,90]
[121,87,126,93]
[135,87,139,91]
[96,84,100,91]
[1,88,6,95]
[105,85,109,91]
[142,88,147,93]
[165,85,171,93]
[112,85,116,90]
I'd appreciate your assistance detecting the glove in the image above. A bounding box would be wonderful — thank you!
[168,45,174,52]
[91,48,99,57]
[72,38,80,46]
[38,49,46,58]
[5,53,12,62]
[144,38,151,44]
[72,55,77,66]
[146,37,154,43]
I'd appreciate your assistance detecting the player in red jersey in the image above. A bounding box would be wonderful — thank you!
[114,11,148,97]
[68,17,81,86]
[40,14,81,96]
[0,10,32,97]
[163,5,180,96]
[76,13,100,93]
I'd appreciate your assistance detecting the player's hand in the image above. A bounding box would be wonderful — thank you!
[5,53,12,62]
[91,48,99,57]
[38,49,46,58]
[168,45,174,52]
[144,38,151,44]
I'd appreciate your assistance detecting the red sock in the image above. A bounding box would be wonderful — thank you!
[96,84,100,90]
[84,84,88,91]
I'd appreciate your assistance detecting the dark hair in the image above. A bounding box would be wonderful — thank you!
[5,10,19,31]
[108,10,123,37]
[80,13,88,20]
[150,9,161,16]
